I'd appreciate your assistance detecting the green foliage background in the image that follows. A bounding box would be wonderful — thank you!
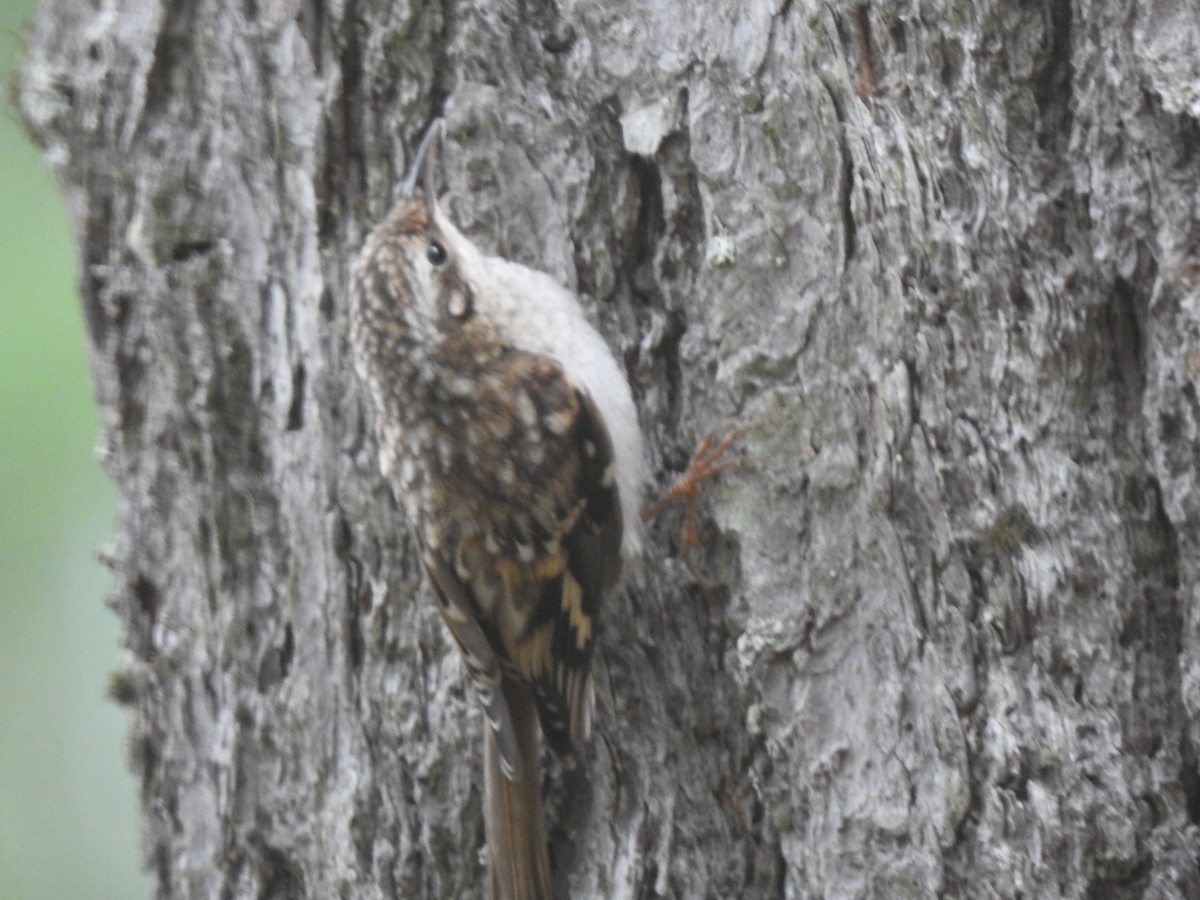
[1,1,149,895]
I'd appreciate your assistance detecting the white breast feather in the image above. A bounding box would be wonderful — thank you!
[433,209,646,558]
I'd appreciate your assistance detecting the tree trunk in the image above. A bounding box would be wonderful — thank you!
[19,0,1200,897]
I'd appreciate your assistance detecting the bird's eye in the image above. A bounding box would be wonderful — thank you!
[426,240,448,267]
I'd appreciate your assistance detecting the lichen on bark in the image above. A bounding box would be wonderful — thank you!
[20,0,1200,897]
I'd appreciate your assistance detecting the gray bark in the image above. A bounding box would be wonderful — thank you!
[19,0,1200,897]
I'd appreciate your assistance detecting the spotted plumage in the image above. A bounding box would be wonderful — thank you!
[349,121,643,900]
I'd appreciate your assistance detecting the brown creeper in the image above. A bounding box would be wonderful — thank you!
[349,120,644,900]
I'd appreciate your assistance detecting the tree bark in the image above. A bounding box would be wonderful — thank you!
[19,0,1200,897]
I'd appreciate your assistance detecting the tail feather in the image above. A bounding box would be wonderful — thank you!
[485,680,552,900]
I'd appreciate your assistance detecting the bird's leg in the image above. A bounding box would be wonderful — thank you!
[642,426,749,582]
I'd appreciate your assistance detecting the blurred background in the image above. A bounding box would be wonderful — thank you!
[1,1,150,896]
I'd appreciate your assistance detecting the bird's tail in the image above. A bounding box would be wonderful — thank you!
[485,680,552,900]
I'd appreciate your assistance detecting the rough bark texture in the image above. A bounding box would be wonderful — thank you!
[19,0,1200,897]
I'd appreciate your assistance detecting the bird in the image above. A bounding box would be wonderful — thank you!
[349,119,645,900]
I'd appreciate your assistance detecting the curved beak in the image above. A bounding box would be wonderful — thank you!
[401,118,444,202]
